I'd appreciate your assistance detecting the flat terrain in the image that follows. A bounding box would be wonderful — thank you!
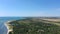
[7,17,60,34]
[43,19,60,22]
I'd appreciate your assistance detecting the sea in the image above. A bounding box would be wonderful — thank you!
[0,17,23,34]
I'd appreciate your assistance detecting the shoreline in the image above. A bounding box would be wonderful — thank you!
[4,21,13,34]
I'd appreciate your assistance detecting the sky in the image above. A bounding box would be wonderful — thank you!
[0,0,60,17]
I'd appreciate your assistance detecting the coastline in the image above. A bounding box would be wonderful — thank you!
[4,21,13,34]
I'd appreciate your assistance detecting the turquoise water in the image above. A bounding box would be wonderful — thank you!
[0,17,23,34]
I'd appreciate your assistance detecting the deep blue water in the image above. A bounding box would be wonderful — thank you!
[0,17,23,34]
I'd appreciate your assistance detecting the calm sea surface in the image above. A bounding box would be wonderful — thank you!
[0,17,23,34]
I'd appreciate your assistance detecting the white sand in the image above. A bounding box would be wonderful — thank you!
[4,21,13,34]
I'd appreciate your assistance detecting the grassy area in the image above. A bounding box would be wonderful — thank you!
[8,18,60,34]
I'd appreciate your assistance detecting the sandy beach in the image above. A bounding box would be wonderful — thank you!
[4,21,13,34]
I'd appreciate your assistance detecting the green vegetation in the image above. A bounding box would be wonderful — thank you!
[9,18,60,34]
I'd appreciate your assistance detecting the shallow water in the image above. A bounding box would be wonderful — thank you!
[0,17,22,34]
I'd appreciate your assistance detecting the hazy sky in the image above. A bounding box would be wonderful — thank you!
[0,0,60,17]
